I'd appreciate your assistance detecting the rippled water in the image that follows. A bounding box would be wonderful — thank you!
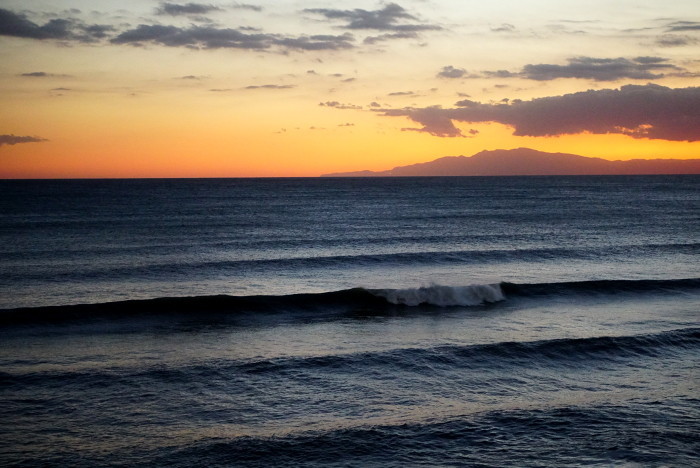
[1,176,698,466]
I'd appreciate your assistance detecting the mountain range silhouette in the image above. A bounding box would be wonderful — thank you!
[322,148,700,177]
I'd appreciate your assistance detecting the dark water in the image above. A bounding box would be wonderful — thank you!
[1,176,698,466]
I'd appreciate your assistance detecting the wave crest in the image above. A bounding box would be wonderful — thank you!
[372,284,504,306]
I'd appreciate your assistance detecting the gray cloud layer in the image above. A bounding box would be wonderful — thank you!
[380,84,700,141]
[0,134,48,146]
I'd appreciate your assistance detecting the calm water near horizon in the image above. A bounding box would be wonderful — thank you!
[1,175,698,466]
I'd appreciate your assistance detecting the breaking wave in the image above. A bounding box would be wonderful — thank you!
[1,278,697,327]
[372,283,504,306]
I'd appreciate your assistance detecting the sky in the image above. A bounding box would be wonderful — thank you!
[1,0,699,178]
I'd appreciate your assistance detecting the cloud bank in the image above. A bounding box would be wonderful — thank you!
[380,84,700,141]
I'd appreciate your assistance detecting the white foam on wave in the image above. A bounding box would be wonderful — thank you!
[374,283,505,307]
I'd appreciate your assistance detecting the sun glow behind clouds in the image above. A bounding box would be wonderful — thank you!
[0,0,699,177]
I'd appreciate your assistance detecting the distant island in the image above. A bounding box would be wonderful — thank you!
[321,148,700,177]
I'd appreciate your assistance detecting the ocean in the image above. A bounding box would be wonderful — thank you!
[1,176,698,466]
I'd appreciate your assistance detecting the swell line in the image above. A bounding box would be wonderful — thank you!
[3,328,697,385]
[4,243,699,281]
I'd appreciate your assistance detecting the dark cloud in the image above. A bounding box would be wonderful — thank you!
[157,3,223,16]
[380,84,700,141]
[0,8,113,42]
[0,134,48,146]
[319,101,362,110]
[304,3,440,32]
[520,56,681,81]
[388,91,415,96]
[245,84,295,89]
[111,24,354,51]
[437,65,466,79]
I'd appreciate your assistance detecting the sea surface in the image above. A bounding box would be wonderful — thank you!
[0,176,698,466]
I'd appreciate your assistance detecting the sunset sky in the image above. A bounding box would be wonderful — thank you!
[1,0,700,177]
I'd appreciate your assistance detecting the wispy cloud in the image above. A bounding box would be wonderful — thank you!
[363,31,418,44]
[491,23,515,32]
[666,21,700,32]
[274,33,354,51]
[156,3,223,16]
[20,71,72,78]
[319,101,362,110]
[231,3,263,12]
[380,84,700,141]
[246,84,295,89]
[655,34,698,47]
